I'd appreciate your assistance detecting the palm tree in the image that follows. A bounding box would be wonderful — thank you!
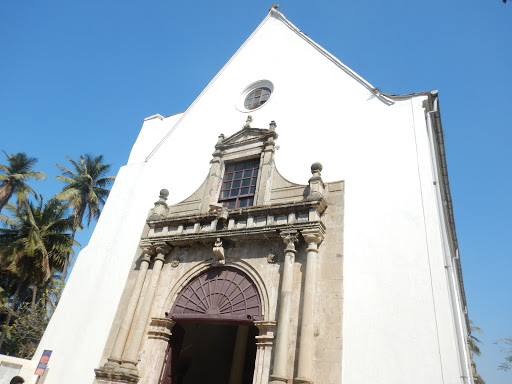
[55,154,115,280]
[0,152,46,213]
[0,198,75,350]
[468,320,483,356]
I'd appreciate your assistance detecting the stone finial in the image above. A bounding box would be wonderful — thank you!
[151,189,169,219]
[269,120,277,130]
[244,115,253,129]
[306,162,325,200]
[212,134,224,163]
[156,189,169,206]
[213,238,225,265]
[310,162,322,178]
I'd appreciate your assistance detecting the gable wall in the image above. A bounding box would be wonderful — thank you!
[34,12,468,384]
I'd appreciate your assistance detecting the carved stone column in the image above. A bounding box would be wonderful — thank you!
[269,230,297,384]
[253,321,277,384]
[102,248,153,370]
[295,229,324,384]
[119,244,171,375]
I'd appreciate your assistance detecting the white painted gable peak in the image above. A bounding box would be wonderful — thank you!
[267,8,393,104]
[144,8,395,164]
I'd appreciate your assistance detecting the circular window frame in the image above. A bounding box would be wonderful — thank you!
[236,80,274,113]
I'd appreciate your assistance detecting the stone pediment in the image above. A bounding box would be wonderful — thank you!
[214,118,278,155]
[219,126,277,149]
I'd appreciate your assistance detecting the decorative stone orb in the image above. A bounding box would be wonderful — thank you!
[160,189,169,198]
[311,162,323,173]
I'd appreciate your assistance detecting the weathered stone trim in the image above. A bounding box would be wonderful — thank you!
[147,318,175,341]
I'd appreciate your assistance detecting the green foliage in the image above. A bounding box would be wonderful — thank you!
[0,197,76,352]
[0,151,114,357]
[55,154,115,280]
[0,286,62,358]
[495,337,512,371]
[0,152,46,213]
[0,199,75,282]
[468,320,483,356]
[55,154,115,229]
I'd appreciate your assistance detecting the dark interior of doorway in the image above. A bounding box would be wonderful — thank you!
[173,323,258,384]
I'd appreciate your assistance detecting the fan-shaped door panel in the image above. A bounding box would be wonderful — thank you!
[171,267,262,323]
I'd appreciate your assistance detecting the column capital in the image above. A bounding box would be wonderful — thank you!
[140,242,155,257]
[254,320,277,347]
[300,228,325,245]
[154,243,172,258]
[280,230,298,252]
[148,317,176,341]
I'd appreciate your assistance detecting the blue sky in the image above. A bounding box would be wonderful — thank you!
[1,1,510,382]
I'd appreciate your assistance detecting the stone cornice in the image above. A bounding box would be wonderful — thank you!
[143,198,326,248]
[147,199,326,227]
[143,221,325,246]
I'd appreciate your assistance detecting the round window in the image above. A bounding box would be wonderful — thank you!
[236,80,274,112]
[244,87,271,110]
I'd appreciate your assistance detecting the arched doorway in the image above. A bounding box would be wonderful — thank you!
[159,267,263,384]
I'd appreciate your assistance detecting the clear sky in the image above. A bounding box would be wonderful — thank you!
[1,1,510,382]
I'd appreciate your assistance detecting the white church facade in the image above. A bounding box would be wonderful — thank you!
[17,7,473,384]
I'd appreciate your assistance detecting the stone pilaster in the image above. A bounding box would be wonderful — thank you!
[295,229,324,384]
[119,244,171,376]
[255,121,277,206]
[254,321,277,384]
[102,248,153,371]
[200,134,225,213]
[269,230,297,384]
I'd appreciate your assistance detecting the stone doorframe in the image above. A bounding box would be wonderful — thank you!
[152,262,276,384]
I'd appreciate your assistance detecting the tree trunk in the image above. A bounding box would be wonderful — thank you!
[61,226,77,282]
[0,270,25,351]
[31,285,38,313]
[0,181,14,213]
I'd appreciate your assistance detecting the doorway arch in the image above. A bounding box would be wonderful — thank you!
[160,266,263,384]
[171,266,263,323]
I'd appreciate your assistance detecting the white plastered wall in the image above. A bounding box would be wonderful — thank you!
[34,11,469,384]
